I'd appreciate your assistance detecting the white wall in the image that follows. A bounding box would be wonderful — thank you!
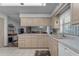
[4,16,20,46]
[2,16,20,46]
[47,26,50,34]
[4,16,8,46]
[0,15,8,46]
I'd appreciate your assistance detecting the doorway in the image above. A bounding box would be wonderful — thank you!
[8,24,18,47]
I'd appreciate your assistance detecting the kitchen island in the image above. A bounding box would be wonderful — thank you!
[18,34,49,48]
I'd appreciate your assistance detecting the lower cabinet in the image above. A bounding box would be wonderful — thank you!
[18,34,48,48]
[58,42,79,56]
[24,39,32,48]
[48,39,58,56]
[31,37,38,48]
[18,40,25,48]
[38,36,48,48]
[48,39,79,56]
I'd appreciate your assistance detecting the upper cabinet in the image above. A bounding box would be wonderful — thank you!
[71,3,79,24]
[20,17,51,26]
[20,3,79,26]
[51,16,60,29]
[51,3,79,28]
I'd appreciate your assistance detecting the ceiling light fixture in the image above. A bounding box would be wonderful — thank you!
[0,3,46,6]
[20,3,46,6]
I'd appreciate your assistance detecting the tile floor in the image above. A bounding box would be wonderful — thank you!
[0,47,48,56]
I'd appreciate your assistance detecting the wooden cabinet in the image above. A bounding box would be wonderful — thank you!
[48,39,58,56]
[38,35,48,48]
[71,3,79,24]
[18,40,25,48]
[18,36,25,48]
[18,34,49,48]
[52,39,58,56]
[51,16,60,29]
[58,42,79,56]
[21,17,32,26]
[20,17,51,26]
[38,36,44,48]
[48,39,53,55]
[31,36,38,48]
[24,38,32,48]
[43,38,48,47]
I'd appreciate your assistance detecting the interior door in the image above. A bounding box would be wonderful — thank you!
[0,17,4,47]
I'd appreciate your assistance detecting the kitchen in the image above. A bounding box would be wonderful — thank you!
[0,3,79,56]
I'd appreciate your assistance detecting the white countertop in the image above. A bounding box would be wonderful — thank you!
[49,34,79,54]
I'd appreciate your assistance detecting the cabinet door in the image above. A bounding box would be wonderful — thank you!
[24,36,32,48]
[71,3,79,24]
[48,39,58,56]
[51,16,59,29]
[38,36,44,48]
[21,17,31,26]
[37,35,48,48]
[18,40,25,48]
[21,17,50,26]
[43,36,48,47]
[52,39,58,56]
[31,36,38,48]
[48,39,54,56]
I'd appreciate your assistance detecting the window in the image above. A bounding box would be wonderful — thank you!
[59,9,71,34]
[60,8,79,36]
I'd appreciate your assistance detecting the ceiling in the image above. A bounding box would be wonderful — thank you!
[0,3,59,22]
